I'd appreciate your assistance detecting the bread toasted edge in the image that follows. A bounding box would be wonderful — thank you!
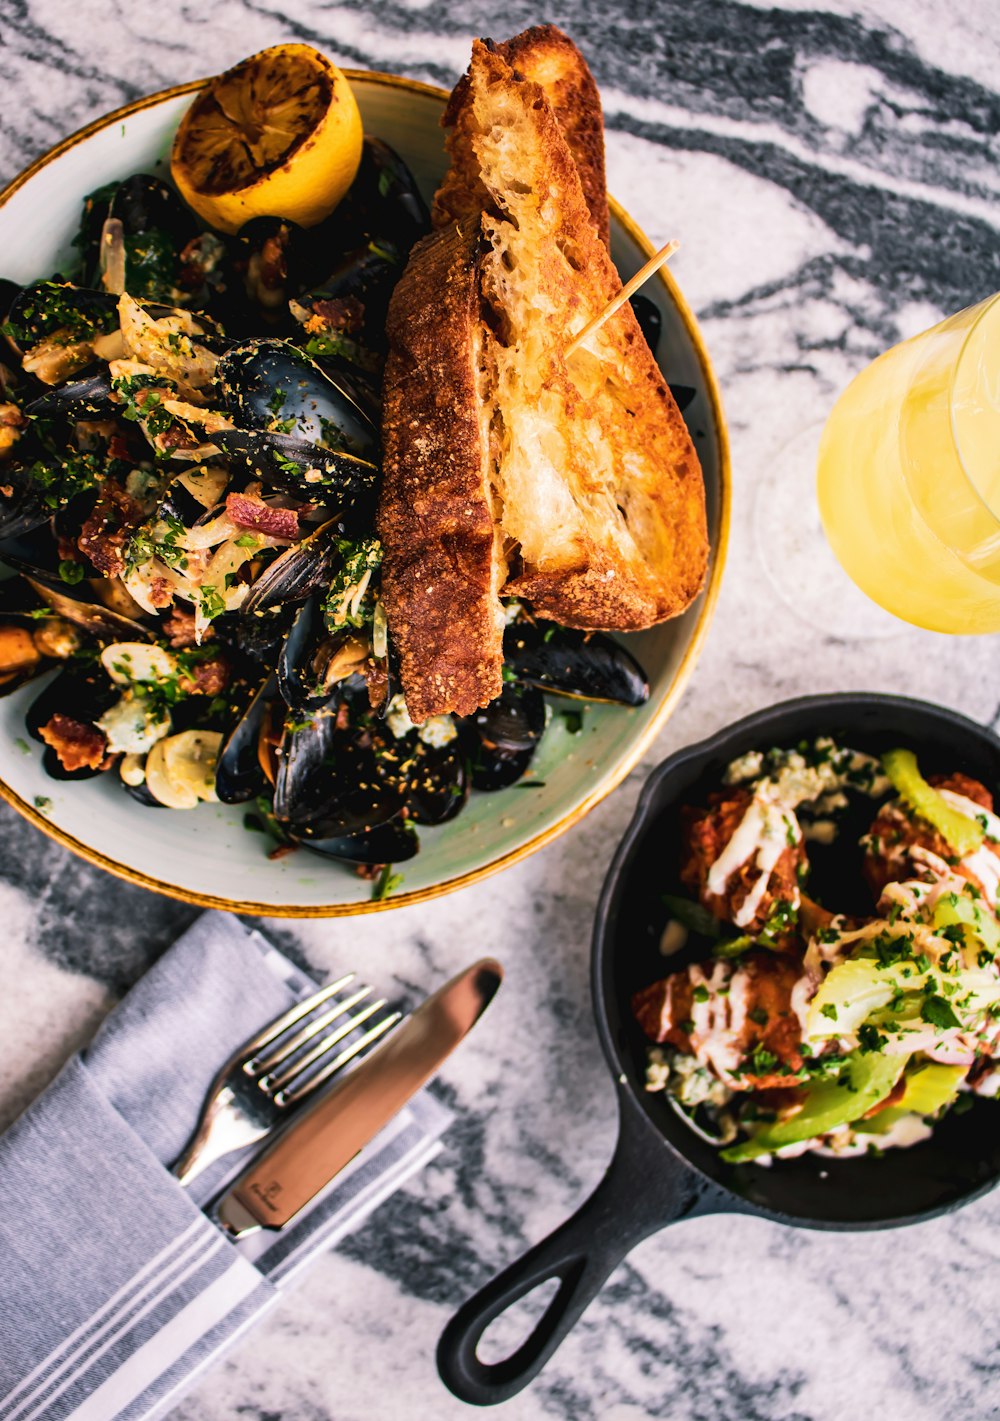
[376,219,505,723]
[433,23,611,249]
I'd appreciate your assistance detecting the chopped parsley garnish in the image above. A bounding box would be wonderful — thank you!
[921,995,962,1031]
[372,866,404,901]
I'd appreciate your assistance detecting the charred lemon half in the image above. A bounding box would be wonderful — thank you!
[171,44,363,234]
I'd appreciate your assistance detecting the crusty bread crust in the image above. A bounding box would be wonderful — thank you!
[377,220,505,723]
[379,34,709,719]
[470,42,708,628]
[433,24,610,249]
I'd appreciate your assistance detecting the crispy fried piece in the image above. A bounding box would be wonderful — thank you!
[632,951,804,1089]
[162,606,198,647]
[39,714,107,772]
[77,481,144,578]
[377,220,505,723]
[863,772,997,899]
[680,790,806,941]
[434,24,610,248]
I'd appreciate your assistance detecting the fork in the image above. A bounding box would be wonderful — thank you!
[172,973,402,1186]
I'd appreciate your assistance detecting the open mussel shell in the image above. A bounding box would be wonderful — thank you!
[273,704,405,839]
[403,739,468,825]
[470,682,546,754]
[211,427,377,504]
[77,174,197,284]
[22,576,153,642]
[25,369,117,420]
[4,282,119,355]
[458,683,546,793]
[215,673,277,804]
[123,779,168,808]
[0,463,49,540]
[503,622,650,706]
[301,817,419,866]
[217,339,378,460]
[23,663,116,779]
[242,519,337,618]
[277,596,324,711]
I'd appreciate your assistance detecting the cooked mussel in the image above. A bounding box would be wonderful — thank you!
[25,370,117,420]
[301,818,418,866]
[402,738,468,825]
[25,663,117,779]
[215,673,278,804]
[210,427,377,504]
[241,518,338,618]
[273,702,404,838]
[77,174,199,300]
[4,282,119,357]
[459,683,546,792]
[0,462,49,540]
[20,576,153,642]
[217,339,377,461]
[503,622,649,705]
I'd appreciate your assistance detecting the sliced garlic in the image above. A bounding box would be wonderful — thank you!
[101,641,177,687]
[162,729,223,804]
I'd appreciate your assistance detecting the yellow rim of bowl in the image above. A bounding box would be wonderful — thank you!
[0,70,732,917]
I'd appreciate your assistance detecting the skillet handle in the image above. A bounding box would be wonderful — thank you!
[437,1090,720,1405]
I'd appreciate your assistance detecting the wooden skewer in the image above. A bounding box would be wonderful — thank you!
[565,238,679,358]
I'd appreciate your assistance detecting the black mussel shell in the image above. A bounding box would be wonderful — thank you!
[76,175,198,296]
[301,818,419,866]
[21,576,152,642]
[326,137,429,255]
[306,355,381,424]
[303,246,398,345]
[503,622,649,706]
[234,216,330,302]
[0,463,49,541]
[403,738,468,825]
[469,743,536,793]
[217,339,377,460]
[470,682,546,755]
[26,370,116,420]
[277,596,324,710]
[211,427,377,504]
[242,519,337,618]
[111,175,196,245]
[0,280,21,328]
[123,778,168,808]
[274,706,405,838]
[630,294,662,356]
[215,673,277,804]
[4,282,119,354]
[25,664,116,743]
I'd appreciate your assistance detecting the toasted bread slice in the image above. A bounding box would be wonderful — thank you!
[433,24,610,249]
[379,39,708,720]
[378,220,507,723]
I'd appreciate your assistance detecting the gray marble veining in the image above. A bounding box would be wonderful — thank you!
[0,0,998,1417]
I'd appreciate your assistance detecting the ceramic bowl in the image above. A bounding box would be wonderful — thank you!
[0,71,729,915]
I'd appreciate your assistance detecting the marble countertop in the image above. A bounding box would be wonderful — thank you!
[2,1,999,1418]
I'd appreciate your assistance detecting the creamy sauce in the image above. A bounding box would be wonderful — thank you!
[708,740,889,923]
[684,961,750,1084]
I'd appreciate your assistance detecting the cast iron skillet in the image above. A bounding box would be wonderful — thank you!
[437,693,1000,1405]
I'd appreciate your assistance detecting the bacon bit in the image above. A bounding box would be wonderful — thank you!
[268,842,298,861]
[365,658,388,711]
[162,606,198,647]
[226,492,299,541]
[149,575,175,609]
[178,655,230,696]
[334,700,351,731]
[354,863,382,881]
[305,296,365,336]
[39,713,107,772]
[154,425,198,453]
[56,532,80,564]
[77,481,144,577]
[107,433,134,462]
[258,232,289,291]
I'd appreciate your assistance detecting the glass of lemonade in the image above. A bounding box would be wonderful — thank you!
[817,292,1000,635]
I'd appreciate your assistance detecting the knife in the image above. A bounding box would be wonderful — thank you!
[214,957,503,1239]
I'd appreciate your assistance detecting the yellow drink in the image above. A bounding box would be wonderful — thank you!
[817,293,1000,634]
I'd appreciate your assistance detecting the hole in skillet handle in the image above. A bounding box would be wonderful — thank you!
[436,1089,724,1405]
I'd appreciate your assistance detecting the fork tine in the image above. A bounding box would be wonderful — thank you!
[240,973,356,1058]
[274,1010,403,1106]
[247,986,373,1076]
[260,997,390,1091]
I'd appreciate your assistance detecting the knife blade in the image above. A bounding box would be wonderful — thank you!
[214,957,502,1239]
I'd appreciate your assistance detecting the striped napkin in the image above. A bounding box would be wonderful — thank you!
[0,913,451,1421]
